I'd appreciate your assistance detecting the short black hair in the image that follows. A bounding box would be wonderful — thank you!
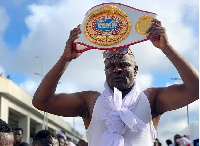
[14,127,23,134]
[33,130,56,143]
[0,119,13,133]
[166,139,172,145]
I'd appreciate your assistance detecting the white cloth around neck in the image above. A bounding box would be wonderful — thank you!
[97,82,148,146]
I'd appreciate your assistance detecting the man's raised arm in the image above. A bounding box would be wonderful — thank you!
[32,25,94,117]
[147,19,199,114]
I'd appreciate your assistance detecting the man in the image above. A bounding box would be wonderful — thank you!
[0,119,14,146]
[171,134,182,146]
[57,130,69,146]
[172,134,192,146]
[166,139,173,146]
[154,138,162,146]
[32,19,199,146]
[13,127,29,146]
[78,139,88,146]
[57,134,65,146]
[32,130,59,146]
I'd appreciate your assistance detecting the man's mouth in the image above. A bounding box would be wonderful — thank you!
[112,76,125,82]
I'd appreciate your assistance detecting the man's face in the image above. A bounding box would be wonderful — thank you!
[58,137,65,146]
[174,135,182,146]
[0,132,14,146]
[14,130,23,143]
[104,54,138,91]
[65,140,69,146]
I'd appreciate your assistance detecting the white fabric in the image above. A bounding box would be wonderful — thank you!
[57,131,67,140]
[97,82,147,146]
[177,137,192,145]
[86,82,156,146]
[69,141,76,146]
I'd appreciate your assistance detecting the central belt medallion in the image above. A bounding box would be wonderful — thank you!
[84,5,132,46]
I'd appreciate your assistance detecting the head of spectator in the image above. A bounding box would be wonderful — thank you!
[13,127,29,146]
[57,134,65,146]
[0,119,14,146]
[14,128,23,144]
[153,138,162,146]
[57,130,69,146]
[78,139,88,146]
[57,131,67,140]
[166,139,172,145]
[32,130,59,146]
[174,134,182,146]
[65,139,69,146]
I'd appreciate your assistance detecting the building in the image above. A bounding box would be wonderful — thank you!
[0,77,86,144]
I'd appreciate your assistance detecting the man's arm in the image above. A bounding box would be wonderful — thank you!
[32,25,99,117]
[147,19,199,115]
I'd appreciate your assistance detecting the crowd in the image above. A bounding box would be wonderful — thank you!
[0,119,88,146]
[2,117,199,146]
[154,134,198,146]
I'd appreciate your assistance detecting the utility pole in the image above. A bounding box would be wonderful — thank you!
[35,56,48,130]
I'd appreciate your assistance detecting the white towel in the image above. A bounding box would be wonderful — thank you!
[98,82,147,146]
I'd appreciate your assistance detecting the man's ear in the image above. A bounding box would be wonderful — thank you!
[134,65,138,76]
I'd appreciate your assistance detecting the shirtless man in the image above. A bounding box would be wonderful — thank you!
[32,19,199,146]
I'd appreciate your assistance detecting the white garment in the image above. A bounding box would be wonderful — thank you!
[69,141,76,146]
[86,83,156,146]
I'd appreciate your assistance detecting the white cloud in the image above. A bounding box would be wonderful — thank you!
[0,7,9,35]
[20,79,38,95]
[136,73,153,90]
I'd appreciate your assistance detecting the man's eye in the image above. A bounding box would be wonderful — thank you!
[106,65,114,69]
[121,62,130,68]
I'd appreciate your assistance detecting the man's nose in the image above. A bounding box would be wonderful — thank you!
[113,67,122,73]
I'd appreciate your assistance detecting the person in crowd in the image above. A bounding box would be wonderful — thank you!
[57,130,69,146]
[64,139,69,146]
[166,139,173,146]
[32,18,199,146]
[13,127,29,146]
[176,135,192,146]
[154,138,162,146]
[57,134,65,146]
[78,139,88,146]
[171,134,182,146]
[0,119,14,146]
[32,130,59,146]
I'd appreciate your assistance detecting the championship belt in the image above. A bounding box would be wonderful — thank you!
[73,3,157,53]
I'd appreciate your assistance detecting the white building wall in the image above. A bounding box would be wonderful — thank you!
[0,77,86,144]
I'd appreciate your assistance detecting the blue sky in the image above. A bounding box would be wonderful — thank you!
[0,0,199,145]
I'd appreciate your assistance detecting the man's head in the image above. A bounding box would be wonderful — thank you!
[103,47,138,91]
[78,139,88,146]
[65,139,69,146]
[57,134,65,146]
[166,139,172,145]
[174,134,182,146]
[32,130,58,146]
[0,119,14,146]
[14,127,23,144]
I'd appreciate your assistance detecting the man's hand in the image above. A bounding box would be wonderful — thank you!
[64,25,82,61]
[146,19,170,50]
